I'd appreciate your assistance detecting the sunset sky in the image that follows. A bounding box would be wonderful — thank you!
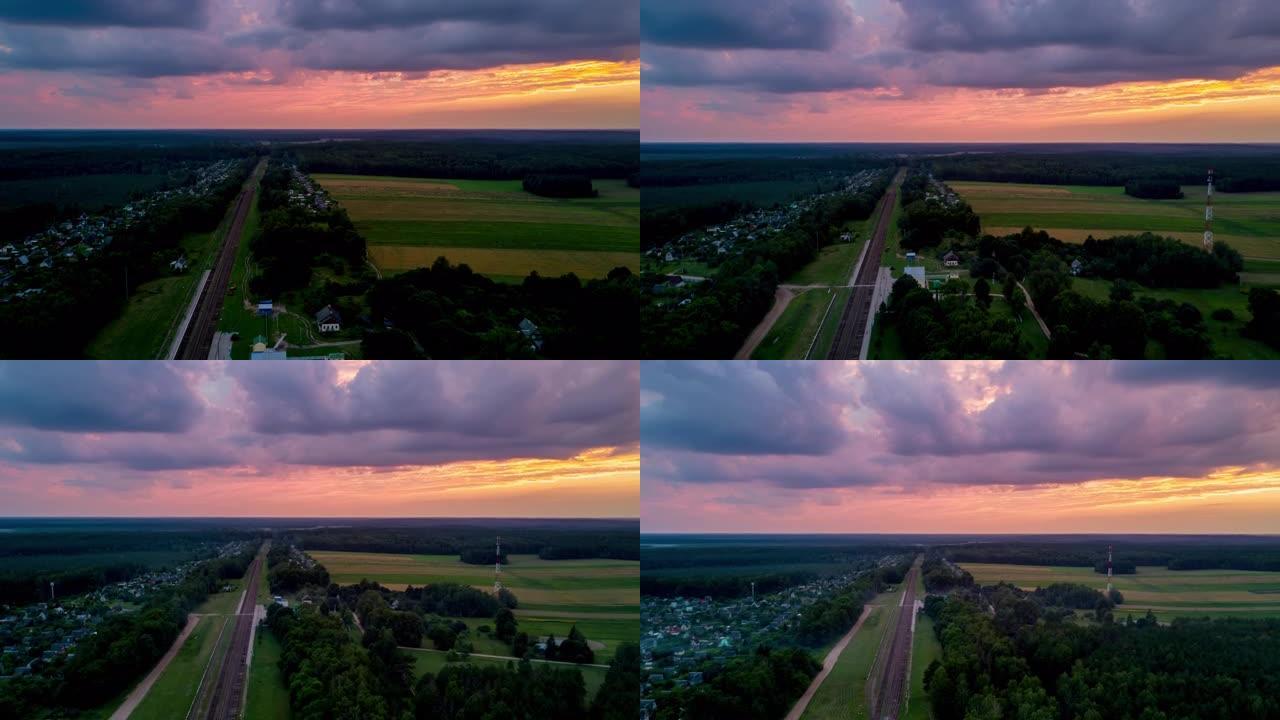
[642,361,1280,534]
[642,0,1280,142]
[0,0,638,128]
[0,361,639,517]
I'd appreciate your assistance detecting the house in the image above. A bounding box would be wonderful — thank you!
[1070,258,1083,276]
[315,305,342,333]
[169,256,189,272]
[257,300,273,317]
[905,266,927,288]
[943,251,960,267]
[519,318,544,352]
[905,251,917,263]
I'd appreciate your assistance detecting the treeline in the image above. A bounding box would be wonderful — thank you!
[249,162,367,298]
[930,150,1280,192]
[294,524,639,561]
[922,591,1280,719]
[523,174,597,198]
[640,571,817,600]
[337,579,514,619]
[294,140,638,180]
[642,542,904,571]
[652,647,820,720]
[896,172,981,251]
[265,545,330,594]
[793,563,907,648]
[641,200,748,251]
[0,545,258,718]
[877,273,1031,359]
[921,555,974,593]
[0,143,251,183]
[365,259,639,359]
[0,158,253,358]
[942,541,1280,573]
[1244,288,1280,351]
[1080,233,1241,288]
[641,170,892,357]
[1125,178,1184,199]
[459,547,506,565]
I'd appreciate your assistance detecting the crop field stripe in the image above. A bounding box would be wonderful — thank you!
[368,246,637,279]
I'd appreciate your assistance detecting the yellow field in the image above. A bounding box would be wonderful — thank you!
[961,562,1280,620]
[368,245,637,280]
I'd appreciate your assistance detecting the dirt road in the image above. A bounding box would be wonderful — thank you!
[783,605,874,720]
[867,558,922,720]
[109,615,201,720]
[734,286,797,359]
[828,168,906,359]
[175,159,266,360]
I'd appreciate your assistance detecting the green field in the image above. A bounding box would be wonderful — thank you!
[245,629,292,720]
[988,295,1050,357]
[904,569,940,720]
[130,615,229,720]
[951,181,1280,261]
[311,551,638,662]
[799,582,906,720]
[315,174,638,279]
[406,647,609,699]
[193,577,245,615]
[1071,277,1280,359]
[751,288,843,360]
[960,563,1280,621]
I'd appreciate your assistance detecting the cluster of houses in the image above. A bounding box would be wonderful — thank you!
[0,159,241,303]
[639,568,874,719]
[644,168,888,283]
[288,165,332,214]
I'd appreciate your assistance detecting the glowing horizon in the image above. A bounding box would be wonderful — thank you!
[641,361,1280,534]
[0,362,640,518]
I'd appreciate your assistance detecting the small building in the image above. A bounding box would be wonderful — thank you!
[905,266,927,288]
[257,300,273,317]
[169,256,189,272]
[943,251,960,267]
[905,251,917,263]
[519,318,544,352]
[315,305,342,333]
[1070,258,1083,276]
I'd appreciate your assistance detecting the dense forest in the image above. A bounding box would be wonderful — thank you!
[895,171,982,251]
[876,273,1031,359]
[265,544,330,594]
[364,260,638,359]
[523,174,598,198]
[641,171,892,358]
[929,149,1280,192]
[1124,178,1184,199]
[0,544,258,718]
[922,588,1280,719]
[0,159,253,358]
[292,522,639,561]
[293,139,638,181]
[940,540,1280,572]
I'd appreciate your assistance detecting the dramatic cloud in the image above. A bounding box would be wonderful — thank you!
[642,0,1280,141]
[642,361,1280,532]
[0,0,639,128]
[0,361,639,517]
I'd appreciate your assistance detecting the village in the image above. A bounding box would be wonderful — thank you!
[639,569,870,719]
[0,159,242,303]
[643,169,887,284]
[0,541,250,683]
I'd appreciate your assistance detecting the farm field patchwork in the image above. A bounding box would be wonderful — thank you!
[951,181,1280,261]
[314,174,638,279]
[960,563,1280,620]
[312,551,638,662]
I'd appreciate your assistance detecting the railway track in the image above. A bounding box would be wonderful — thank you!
[175,159,265,360]
[827,167,906,359]
[191,549,263,720]
[868,558,921,720]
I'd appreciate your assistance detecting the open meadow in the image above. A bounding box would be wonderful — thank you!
[960,563,1280,621]
[311,551,638,662]
[951,181,1280,265]
[314,174,638,282]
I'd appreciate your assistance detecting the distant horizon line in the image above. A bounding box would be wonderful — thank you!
[641,531,1280,537]
[0,127,640,133]
[642,140,1280,146]
[0,515,639,521]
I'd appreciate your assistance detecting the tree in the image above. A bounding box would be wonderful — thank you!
[974,277,992,311]
[495,608,518,643]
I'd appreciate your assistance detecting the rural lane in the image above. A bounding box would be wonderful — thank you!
[109,615,201,720]
[783,605,874,720]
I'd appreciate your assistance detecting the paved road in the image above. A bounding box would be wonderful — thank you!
[783,605,874,720]
[828,168,907,359]
[868,558,922,720]
[192,547,265,720]
[176,159,265,360]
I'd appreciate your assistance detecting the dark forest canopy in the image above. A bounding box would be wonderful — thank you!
[292,522,639,561]
[523,173,598,198]
[939,539,1280,572]
[293,139,638,180]
[1124,177,1184,199]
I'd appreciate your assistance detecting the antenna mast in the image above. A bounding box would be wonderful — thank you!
[494,535,503,595]
[1203,169,1214,251]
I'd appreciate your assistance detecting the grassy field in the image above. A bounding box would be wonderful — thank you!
[193,577,244,615]
[245,629,291,720]
[130,615,229,720]
[312,551,638,662]
[988,295,1050,357]
[315,174,638,279]
[903,568,939,720]
[1071,277,1280,359]
[751,288,844,360]
[951,181,1280,261]
[406,647,609,699]
[799,581,906,720]
[787,233,864,286]
[960,563,1280,621]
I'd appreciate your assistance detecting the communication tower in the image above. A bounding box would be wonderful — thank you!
[1204,169,1215,251]
[1106,545,1113,595]
[494,535,503,595]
